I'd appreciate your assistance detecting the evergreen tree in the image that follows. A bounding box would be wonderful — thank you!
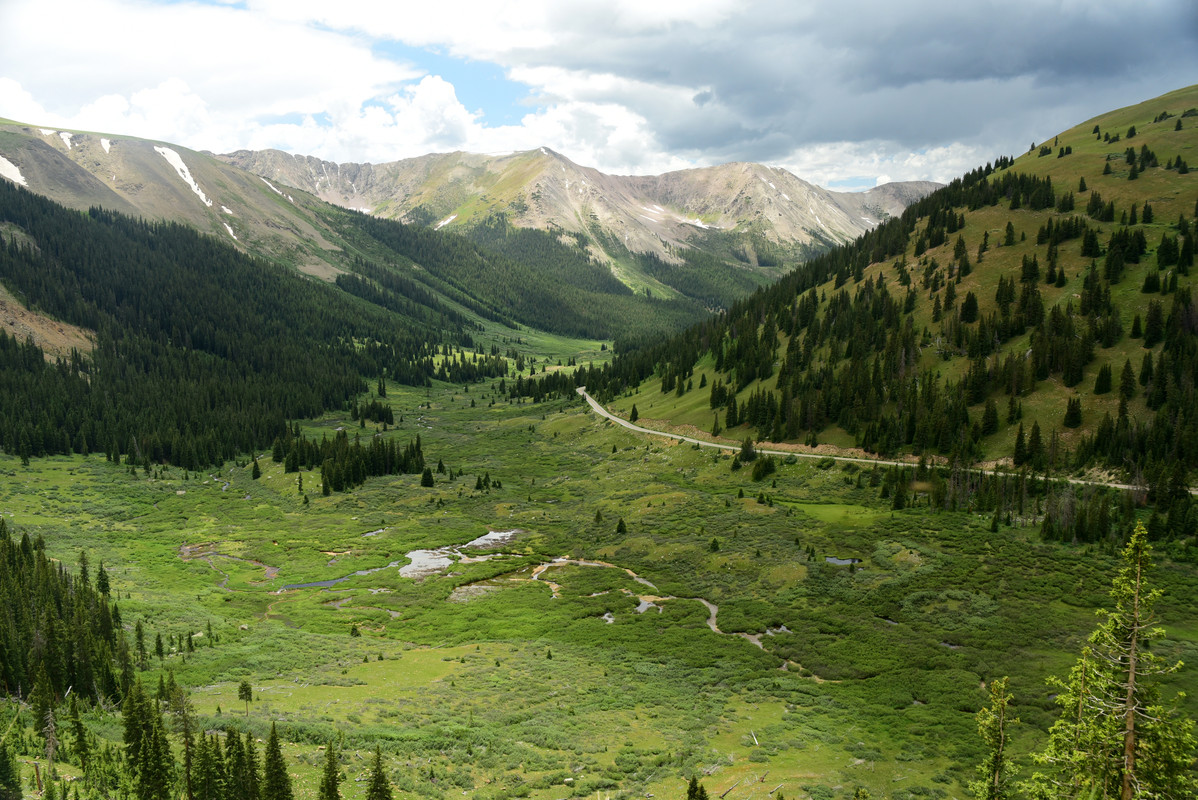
[1013,423,1027,466]
[318,740,341,800]
[239,680,253,717]
[970,676,1018,800]
[242,734,262,800]
[629,404,639,423]
[1024,523,1197,799]
[961,291,980,322]
[69,695,90,771]
[135,714,174,800]
[1119,359,1136,400]
[365,747,392,800]
[1063,398,1082,428]
[262,723,293,800]
[1027,422,1044,469]
[0,744,20,800]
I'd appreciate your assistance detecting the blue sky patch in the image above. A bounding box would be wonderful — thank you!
[373,41,532,126]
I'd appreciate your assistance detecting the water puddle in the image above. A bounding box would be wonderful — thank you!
[278,529,523,591]
[825,556,862,566]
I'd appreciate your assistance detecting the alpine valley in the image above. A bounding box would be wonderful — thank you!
[0,85,1196,800]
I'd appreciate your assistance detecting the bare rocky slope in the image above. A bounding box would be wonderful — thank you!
[0,119,937,302]
[0,121,349,280]
[219,147,939,266]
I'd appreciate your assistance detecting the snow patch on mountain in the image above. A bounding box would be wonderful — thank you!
[59,132,73,149]
[435,214,457,230]
[223,223,237,240]
[101,138,111,153]
[0,155,27,186]
[154,146,212,207]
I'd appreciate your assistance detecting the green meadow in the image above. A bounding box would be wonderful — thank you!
[3,377,1196,800]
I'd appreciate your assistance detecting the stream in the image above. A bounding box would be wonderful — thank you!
[521,558,788,651]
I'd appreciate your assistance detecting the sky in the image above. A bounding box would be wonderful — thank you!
[1,0,1196,191]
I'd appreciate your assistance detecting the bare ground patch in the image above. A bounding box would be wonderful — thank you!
[0,281,94,358]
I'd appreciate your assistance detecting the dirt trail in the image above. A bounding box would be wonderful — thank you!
[178,543,279,589]
[576,386,1195,495]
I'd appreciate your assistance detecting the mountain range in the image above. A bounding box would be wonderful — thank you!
[0,120,937,299]
[218,146,938,271]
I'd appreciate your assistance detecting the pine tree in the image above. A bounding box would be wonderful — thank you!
[629,404,639,423]
[1119,359,1136,400]
[365,747,392,800]
[1027,422,1043,470]
[242,734,262,800]
[239,680,253,717]
[970,677,1018,800]
[1063,398,1082,428]
[0,743,20,800]
[136,714,173,800]
[318,739,341,800]
[69,695,90,771]
[1013,423,1026,466]
[262,723,294,800]
[1023,523,1197,799]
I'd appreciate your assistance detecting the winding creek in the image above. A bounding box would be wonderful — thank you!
[188,528,801,658]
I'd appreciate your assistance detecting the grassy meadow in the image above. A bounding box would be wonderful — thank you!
[3,374,1197,800]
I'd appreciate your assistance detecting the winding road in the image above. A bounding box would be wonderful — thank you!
[575,386,1193,495]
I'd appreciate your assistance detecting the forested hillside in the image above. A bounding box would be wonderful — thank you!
[580,87,1197,490]
[0,179,499,469]
[328,208,707,341]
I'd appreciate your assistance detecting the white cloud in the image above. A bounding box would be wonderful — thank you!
[1,0,1195,186]
[0,77,58,125]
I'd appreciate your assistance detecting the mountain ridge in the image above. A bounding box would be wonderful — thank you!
[217,145,940,271]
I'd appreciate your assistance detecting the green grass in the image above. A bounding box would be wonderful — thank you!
[5,374,1197,799]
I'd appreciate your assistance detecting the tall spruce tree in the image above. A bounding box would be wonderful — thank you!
[365,747,392,800]
[0,744,20,800]
[1023,523,1197,799]
[318,739,341,800]
[262,723,294,800]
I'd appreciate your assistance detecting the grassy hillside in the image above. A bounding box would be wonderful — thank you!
[613,85,1197,487]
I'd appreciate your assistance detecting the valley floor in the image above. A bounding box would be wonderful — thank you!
[3,379,1196,800]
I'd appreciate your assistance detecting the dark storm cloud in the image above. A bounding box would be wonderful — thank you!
[514,0,1198,164]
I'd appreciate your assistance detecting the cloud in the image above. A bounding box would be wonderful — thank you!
[0,78,56,126]
[1,0,1195,185]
